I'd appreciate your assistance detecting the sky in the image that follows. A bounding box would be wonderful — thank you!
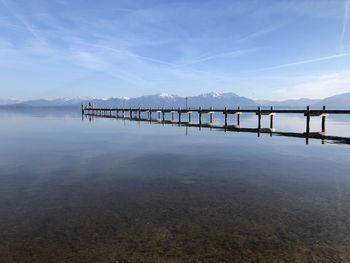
[0,0,350,101]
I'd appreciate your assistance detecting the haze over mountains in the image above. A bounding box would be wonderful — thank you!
[255,98,321,108]
[1,91,350,109]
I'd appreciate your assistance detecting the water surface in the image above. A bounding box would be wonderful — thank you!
[1,108,350,262]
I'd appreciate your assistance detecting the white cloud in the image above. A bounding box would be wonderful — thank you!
[272,72,350,100]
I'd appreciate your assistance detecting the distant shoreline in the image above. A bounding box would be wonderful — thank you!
[0,105,80,109]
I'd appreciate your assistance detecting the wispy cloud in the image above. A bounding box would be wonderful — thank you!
[174,48,260,68]
[253,52,350,72]
[254,0,341,19]
[237,25,281,42]
[272,71,350,100]
[341,0,350,44]
[0,0,43,42]
[89,44,177,67]
[1,0,349,100]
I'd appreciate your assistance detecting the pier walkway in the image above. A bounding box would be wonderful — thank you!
[82,105,350,145]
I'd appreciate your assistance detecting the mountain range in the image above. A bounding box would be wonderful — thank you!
[1,91,349,109]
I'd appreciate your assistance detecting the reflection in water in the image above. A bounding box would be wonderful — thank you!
[1,108,350,262]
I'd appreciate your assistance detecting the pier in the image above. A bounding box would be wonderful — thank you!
[82,105,350,145]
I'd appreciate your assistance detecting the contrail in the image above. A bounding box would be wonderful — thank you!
[175,48,259,68]
[90,44,177,67]
[237,25,281,42]
[254,52,350,72]
[0,0,41,41]
[341,0,350,43]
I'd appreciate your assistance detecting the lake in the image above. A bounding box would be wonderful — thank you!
[1,108,350,262]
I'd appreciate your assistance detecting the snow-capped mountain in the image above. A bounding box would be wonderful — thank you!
[121,92,256,108]
[158,93,175,99]
[200,91,222,98]
[3,92,256,108]
[4,91,349,109]
[187,92,255,108]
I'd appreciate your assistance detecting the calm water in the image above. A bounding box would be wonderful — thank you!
[1,108,350,262]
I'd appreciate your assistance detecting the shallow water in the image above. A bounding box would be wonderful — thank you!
[1,108,350,262]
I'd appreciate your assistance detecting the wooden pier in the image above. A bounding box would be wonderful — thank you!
[82,105,350,145]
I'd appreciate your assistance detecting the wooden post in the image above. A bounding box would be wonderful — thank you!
[257,106,261,137]
[258,106,261,130]
[150,107,152,120]
[158,108,161,119]
[305,110,310,143]
[210,106,213,123]
[117,107,119,117]
[199,107,202,125]
[139,107,141,118]
[172,107,174,121]
[162,107,165,121]
[224,106,227,126]
[237,106,240,126]
[322,105,326,132]
[81,104,84,115]
[178,107,181,123]
[270,106,274,129]
[306,106,310,134]
[130,107,132,119]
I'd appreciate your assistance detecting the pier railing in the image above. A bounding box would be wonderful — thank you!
[83,106,350,115]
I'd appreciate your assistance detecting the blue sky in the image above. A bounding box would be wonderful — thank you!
[0,0,350,100]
